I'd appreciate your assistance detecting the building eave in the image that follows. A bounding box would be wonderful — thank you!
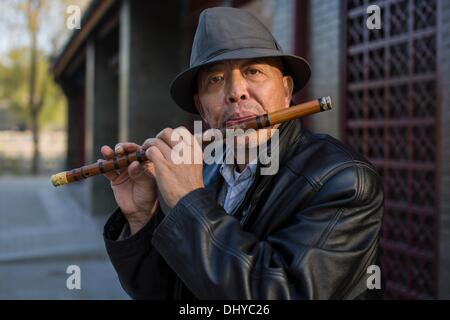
[53,0,117,80]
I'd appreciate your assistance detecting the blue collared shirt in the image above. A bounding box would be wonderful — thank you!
[219,148,258,215]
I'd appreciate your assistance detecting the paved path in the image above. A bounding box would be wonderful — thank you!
[0,175,129,299]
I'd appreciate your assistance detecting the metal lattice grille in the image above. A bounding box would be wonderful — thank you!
[344,0,438,299]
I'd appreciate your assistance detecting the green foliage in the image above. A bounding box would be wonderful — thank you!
[0,47,66,130]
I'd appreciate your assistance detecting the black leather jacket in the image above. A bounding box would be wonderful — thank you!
[103,119,384,299]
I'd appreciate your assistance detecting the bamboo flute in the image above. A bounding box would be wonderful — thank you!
[51,96,332,187]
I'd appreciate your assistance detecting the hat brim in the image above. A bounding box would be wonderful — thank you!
[169,47,311,114]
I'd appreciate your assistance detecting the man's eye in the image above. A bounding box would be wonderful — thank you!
[245,68,261,76]
[208,75,224,84]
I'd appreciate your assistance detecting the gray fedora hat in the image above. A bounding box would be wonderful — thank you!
[170,7,311,114]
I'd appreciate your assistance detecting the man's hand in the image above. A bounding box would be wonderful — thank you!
[100,143,158,235]
[143,127,204,209]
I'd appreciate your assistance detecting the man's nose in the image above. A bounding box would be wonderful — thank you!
[226,71,249,104]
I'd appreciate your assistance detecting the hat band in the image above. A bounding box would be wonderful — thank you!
[193,46,285,67]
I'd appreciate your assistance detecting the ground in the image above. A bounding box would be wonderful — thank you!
[0,175,129,299]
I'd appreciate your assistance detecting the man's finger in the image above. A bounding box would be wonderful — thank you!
[143,162,156,177]
[142,138,157,150]
[158,126,194,148]
[146,138,173,161]
[99,147,124,181]
[145,146,166,167]
[128,161,145,180]
[114,142,141,155]
[101,145,115,160]
[156,128,179,148]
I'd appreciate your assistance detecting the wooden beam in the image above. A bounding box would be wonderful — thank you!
[54,0,116,78]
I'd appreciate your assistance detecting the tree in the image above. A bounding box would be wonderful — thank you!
[0,0,89,174]
[26,0,45,174]
[0,48,32,129]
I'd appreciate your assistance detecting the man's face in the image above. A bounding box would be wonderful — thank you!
[194,57,294,130]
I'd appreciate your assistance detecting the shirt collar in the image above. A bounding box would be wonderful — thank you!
[219,146,257,187]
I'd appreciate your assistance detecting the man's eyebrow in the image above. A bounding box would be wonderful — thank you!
[242,58,283,69]
[244,58,285,74]
[199,58,281,81]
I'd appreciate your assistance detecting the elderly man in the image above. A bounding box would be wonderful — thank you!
[101,7,384,300]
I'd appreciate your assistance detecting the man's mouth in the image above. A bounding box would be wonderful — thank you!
[225,115,256,127]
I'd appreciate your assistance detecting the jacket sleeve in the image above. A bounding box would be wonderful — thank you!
[103,206,175,299]
[151,164,384,299]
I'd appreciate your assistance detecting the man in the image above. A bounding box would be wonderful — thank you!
[101,7,384,299]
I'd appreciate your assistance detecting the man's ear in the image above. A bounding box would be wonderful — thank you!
[282,76,294,106]
[194,94,206,119]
